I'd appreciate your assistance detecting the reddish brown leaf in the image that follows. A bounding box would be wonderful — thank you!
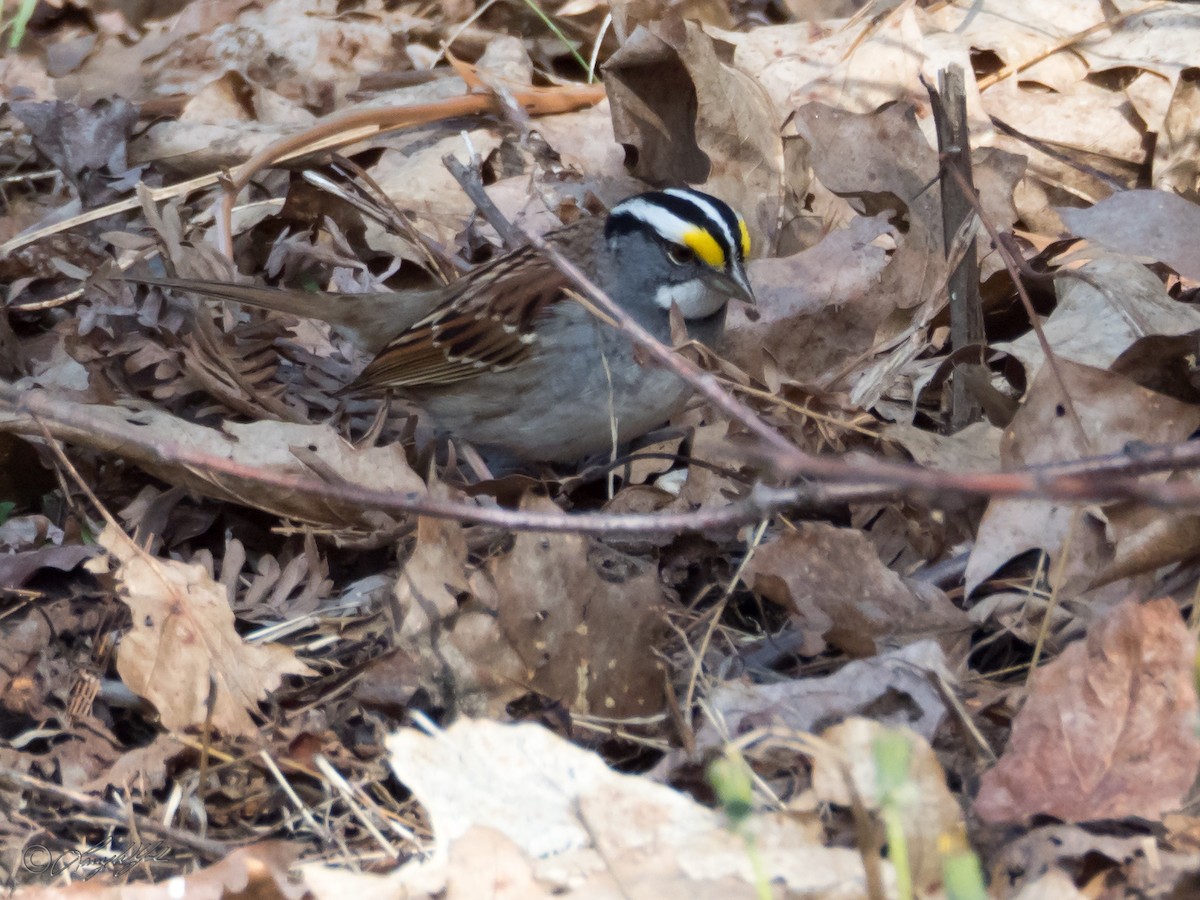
[975,598,1200,823]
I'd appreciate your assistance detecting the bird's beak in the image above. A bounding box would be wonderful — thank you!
[713,266,755,306]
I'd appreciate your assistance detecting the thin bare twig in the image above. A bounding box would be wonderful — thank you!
[442,148,526,249]
[925,65,983,432]
[939,161,1090,447]
[13,383,1200,532]
[0,766,228,861]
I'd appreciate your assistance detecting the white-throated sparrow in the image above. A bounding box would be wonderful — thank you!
[126,188,754,463]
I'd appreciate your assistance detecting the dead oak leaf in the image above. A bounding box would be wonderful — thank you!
[741,523,970,657]
[975,598,1200,823]
[489,495,668,718]
[91,525,313,737]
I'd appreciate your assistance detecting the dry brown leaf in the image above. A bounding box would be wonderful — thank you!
[529,101,631,183]
[366,128,505,242]
[731,8,935,119]
[90,525,313,737]
[490,495,668,718]
[1077,4,1200,82]
[964,359,1200,596]
[987,75,1146,168]
[724,213,896,385]
[80,733,185,794]
[1155,71,1200,195]
[394,513,470,641]
[926,0,1096,93]
[1096,492,1200,588]
[742,523,970,657]
[791,100,1023,411]
[995,256,1200,380]
[0,55,55,104]
[49,725,128,791]
[975,598,1200,823]
[883,420,1002,473]
[9,98,140,206]
[604,19,787,245]
[1059,192,1200,282]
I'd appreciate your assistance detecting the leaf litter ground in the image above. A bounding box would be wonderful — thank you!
[4,1,1200,897]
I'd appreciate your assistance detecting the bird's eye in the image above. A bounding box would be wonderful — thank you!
[666,244,696,266]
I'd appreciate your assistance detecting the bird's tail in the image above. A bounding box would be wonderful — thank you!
[120,274,346,322]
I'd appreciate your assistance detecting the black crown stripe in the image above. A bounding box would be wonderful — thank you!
[604,191,741,267]
[666,190,743,263]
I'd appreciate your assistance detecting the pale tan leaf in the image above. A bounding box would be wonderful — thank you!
[383,718,885,896]
[810,718,964,894]
[94,525,313,737]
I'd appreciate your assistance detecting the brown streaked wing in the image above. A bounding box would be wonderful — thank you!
[342,246,572,393]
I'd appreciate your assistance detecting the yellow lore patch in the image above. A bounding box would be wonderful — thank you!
[682,227,726,269]
[738,218,751,259]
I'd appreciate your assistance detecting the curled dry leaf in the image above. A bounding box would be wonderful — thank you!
[741,523,970,657]
[964,359,1200,596]
[604,19,787,245]
[975,598,1200,823]
[88,525,313,737]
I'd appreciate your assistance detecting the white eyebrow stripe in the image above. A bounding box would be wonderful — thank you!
[609,197,697,247]
[662,188,738,259]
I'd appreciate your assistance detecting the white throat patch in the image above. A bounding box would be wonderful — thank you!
[655,280,727,319]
